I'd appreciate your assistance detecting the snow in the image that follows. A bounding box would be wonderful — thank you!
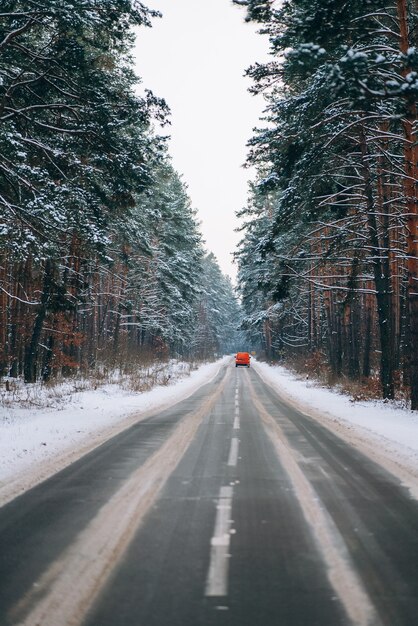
[0,358,228,504]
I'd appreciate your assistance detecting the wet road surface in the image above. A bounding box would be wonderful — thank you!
[1,362,418,625]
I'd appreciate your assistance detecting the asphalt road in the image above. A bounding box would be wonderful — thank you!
[1,362,418,626]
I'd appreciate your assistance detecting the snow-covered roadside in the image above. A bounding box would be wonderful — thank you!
[0,357,229,505]
[3,355,418,507]
[253,360,418,498]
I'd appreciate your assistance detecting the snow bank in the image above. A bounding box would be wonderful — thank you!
[253,360,418,474]
[0,358,228,495]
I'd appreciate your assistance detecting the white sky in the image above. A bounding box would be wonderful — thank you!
[133,0,269,281]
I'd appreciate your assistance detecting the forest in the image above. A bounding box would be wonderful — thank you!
[0,1,241,386]
[2,0,418,411]
[235,0,418,409]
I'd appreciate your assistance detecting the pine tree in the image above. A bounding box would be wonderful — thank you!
[195,253,243,358]
[235,0,418,405]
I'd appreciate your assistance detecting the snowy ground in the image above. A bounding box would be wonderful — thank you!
[0,358,228,505]
[1,356,418,506]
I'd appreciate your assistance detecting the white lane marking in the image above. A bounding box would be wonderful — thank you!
[205,486,234,596]
[227,438,239,467]
[234,398,239,408]
[234,396,240,429]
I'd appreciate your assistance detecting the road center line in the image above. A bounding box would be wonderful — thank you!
[227,438,239,466]
[205,486,234,597]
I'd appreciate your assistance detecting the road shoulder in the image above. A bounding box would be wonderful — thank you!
[0,359,229,507]
[252,361,418,501]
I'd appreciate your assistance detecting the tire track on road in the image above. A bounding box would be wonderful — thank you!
[246,372,379,626]
[11,370,230,626]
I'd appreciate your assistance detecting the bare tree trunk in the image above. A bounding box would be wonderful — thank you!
[362,304,373,378]
[264,317,273,361]
[24,259,53,383]
[397,0,418,408]
[359,127,395,399]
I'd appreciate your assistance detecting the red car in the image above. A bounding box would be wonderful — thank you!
[235,352,251,368]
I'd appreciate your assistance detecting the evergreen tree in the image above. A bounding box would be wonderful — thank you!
[0,2,215,381]
[194,253,243,358]
[0,1,164,258]
[235,0,418,406]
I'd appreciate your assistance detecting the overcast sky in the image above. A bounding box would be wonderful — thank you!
[133,0,269,281]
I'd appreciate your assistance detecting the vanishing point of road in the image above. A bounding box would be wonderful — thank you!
[1,361,418,626]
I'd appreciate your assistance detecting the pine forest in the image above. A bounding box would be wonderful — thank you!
[1,1,418,411]
[0,2,241,387]
[235,0,418,409]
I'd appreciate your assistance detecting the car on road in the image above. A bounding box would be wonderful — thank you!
[235,352,251,368]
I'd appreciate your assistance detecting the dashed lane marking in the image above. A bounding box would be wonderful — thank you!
[205,486,234,597]
[227,438,239,467]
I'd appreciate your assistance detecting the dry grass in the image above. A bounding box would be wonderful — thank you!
[0,358,202,409]
[280,353,409,404]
